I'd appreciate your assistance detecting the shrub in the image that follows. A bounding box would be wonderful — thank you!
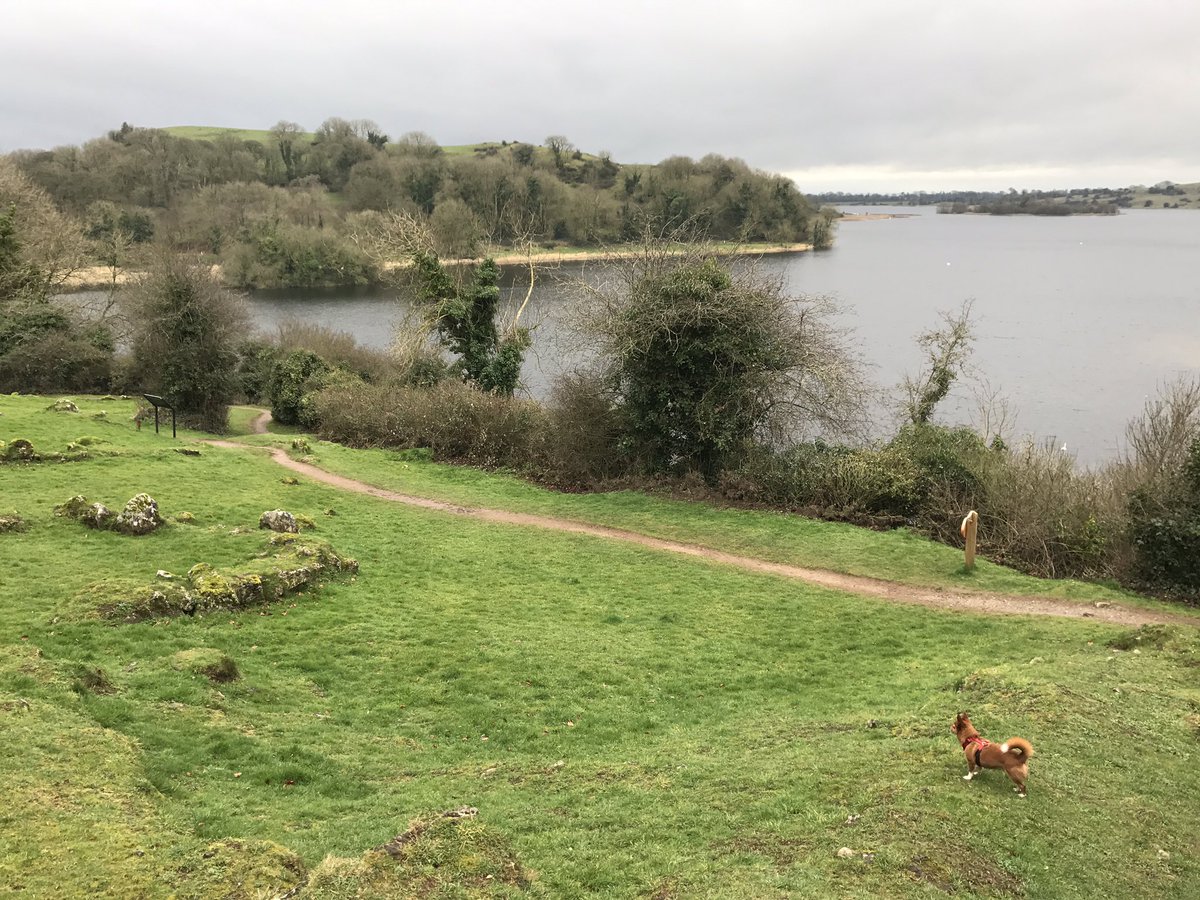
[273,320,393,383]
[310,379,549,469]
[923,440,1120,579]
[268,349,331,426]
[544,371,630,484]
[730,442,923,519]
[224,224,375,289]
[1127,439,1200,600]
[0,328,113,393]
[579,252,864,479]
[235,340,280,404]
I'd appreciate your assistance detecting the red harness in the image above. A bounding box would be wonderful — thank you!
[962,734,991,766]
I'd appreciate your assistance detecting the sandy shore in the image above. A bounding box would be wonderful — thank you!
[61,243,813,292]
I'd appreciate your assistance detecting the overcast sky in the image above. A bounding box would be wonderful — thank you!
[4,0,1197,192]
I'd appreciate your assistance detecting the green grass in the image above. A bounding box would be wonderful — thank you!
[163,125,316,144]
[2,394,1199,898]
[241,433,1184,613]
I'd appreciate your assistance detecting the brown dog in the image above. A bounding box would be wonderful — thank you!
[952,712,1034,797]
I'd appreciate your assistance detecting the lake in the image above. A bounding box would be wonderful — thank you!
[244,207,1200,465]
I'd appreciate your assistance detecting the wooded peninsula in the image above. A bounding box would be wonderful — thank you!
[5,120,834,290]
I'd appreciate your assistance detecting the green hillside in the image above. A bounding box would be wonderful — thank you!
[2,393,1198,897]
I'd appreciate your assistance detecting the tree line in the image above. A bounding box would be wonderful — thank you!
[6,119,833,288]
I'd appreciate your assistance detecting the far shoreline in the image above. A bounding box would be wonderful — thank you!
[59,241,814,293]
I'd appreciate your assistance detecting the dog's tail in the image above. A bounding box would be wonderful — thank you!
[1000,737,1033,759]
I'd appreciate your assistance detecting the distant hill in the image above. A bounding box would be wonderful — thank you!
[816,181,1200,211]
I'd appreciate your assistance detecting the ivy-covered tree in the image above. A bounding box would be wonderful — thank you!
[410,252,529,396]
[124,256,248,431]
[581,248,865,478]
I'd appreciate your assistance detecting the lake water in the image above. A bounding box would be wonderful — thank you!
[245,207,1200,464]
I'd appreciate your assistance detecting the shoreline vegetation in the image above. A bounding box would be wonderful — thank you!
[59,240,815,292]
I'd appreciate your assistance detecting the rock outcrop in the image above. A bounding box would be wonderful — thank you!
[259,509,299,534]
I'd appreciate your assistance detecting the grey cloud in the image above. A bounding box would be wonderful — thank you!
[3,0,1198,190]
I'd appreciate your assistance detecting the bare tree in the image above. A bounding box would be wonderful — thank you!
[396,131,442,158]
[902,300,975,425]
[1124,375,1200,480]
[544,135,575,168]
[0,159,87,298]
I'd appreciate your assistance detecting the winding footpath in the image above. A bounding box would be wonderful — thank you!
[206,410,1195,628]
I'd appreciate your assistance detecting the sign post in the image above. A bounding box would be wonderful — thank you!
[142,394,176,439]
[960,510,979,570]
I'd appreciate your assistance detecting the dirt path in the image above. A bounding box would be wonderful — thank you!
[249,410,273,434]
[205,437,1195,628]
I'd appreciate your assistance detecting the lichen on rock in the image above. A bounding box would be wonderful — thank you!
[81,537,358,622]
[54,495,93,519]
[0,513,27,533]
[47,398,79,413]
[114,494,163,536]
[259,509,298,534]
[3,439,36,462]
[81,502,114,530]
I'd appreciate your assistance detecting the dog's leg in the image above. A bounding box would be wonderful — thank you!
[1005,766,1027,797]
[962,765,976,781]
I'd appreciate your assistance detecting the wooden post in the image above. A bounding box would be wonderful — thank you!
[960,510,978,570]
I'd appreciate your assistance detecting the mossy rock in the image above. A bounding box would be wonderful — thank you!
[54,495,92,519]
[74,436,104,446]
[307,809,532,898]
[0,513,28,533]
[82,502,114,530]
[47,398,80,412]
[1108,624,1180,652]
[171,648,240,683]
[259,509,298,533]
[54,496,115,529]
[296,514,316,530]
[80,538,358,622]
[83,579,195,621]
[281,476,300,485]
[174,511,197,525]
[114,493,164,536]
[3,439,37,462]
[171,839,307,899]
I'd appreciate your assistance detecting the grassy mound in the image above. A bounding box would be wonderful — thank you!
[171,649,240,683]
[75,536,358,622]
[309,809,531,898]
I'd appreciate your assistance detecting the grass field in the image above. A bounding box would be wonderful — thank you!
[163,125,316,145]
[2,395,1198,898]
